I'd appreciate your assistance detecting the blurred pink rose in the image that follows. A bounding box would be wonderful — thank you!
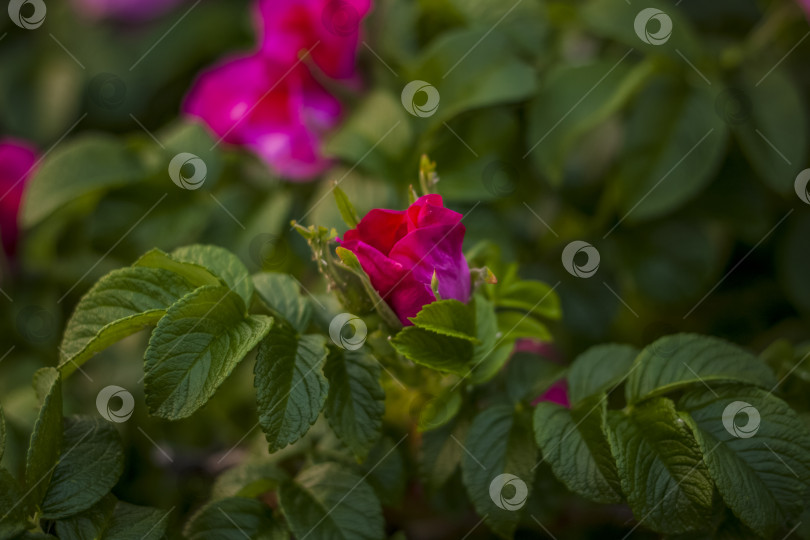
[0,139,37,257]
[71,0,185,21]
[338,195,471,325]
[184,0,371,180]
[532,379,570,408]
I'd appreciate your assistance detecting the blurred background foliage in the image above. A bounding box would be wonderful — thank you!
[2,0,810,537]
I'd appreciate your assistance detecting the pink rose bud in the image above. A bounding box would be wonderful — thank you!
[0,139,37,257]
[338,195,471,325]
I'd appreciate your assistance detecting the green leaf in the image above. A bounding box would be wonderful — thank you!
[525,59,654,185]
[568,344,638,405]
[625,334,777,405]
[469,295,512,384]
[144,285,273,419]
[408,299,478,342]
[211,459,289,500]
[41,417,124,519]
[581,0,703,58]
[252,273,312,333]
[323,349,385,461]
[494,279,561,320]
[254,327,328,452]
[185,497,283,540]
[505,352,566,404]
[496,311,551,342]
[419,388,463,432]
[413,28,537,124]
[171,245,253,307]
[363,437,407,506]
[419,415,469,491]
[134,248,222,288]
[59,266,195,377]
[333,185,361,228]
[731,67,807,194]
[679,385,810,537]
[103,500,170,540]
[279,463,384,540]
[20,135,144,227]
[390,327,473,375]
[606,397,713,534]
[611,76,728,222]
[461,405,536,539]
[53,495,116,540]
[534,396,622,504]
[25,367,63,513]
[0,468,27,539]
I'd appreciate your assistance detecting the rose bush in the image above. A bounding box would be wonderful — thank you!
[338,194,471,325]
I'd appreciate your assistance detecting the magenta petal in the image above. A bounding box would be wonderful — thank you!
[532,380,570,408]
[389,223,471,304]
[0,139,38,256]
[349,240,435,325]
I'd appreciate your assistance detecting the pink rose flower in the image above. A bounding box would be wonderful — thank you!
[532,379,570,408]
[184,54,341,180]
[799,0,810,19]
[183,0,371,180]
[338,195,471,325]
[0,139,37,257]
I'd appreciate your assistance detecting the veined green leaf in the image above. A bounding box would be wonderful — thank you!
[420,415,470,491]
[24,367,63,514]
[419,388,462,432]
[391,327,473,375]
[363,437,407,506]
[134,248,221,289]
[59,266,195,377]
[41,417,124,519]
[170,245,253,307]
[254,327,328,452]
[0,468,27,539]
[252,273,312,333]
[211,459,289,500]
[534,395,622,504]
[103,500,170,540]
[495,280,561,320]
[185,497,284,540]
[469,295,512,384]
[323,349,385,461]
[408,299,478,343]
[606,397,713,534]
[568,344,638,405]
[144,285,272,419]
[461,405,536,539]
[496,311,551,342]
[279,463,384,540]
[53,494,116,540]
[680,385,810,537]
[626,334,776,404]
